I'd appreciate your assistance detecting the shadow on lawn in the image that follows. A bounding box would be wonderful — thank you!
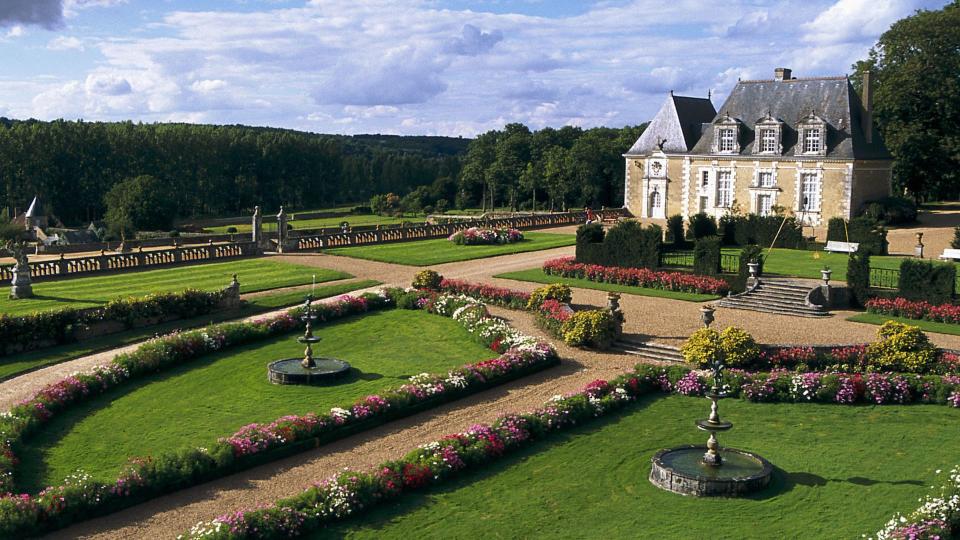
[783,470,924,489]
[25,294,103,305]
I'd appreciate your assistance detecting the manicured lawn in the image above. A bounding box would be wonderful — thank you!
[495,268,719,302]
[847,312,960,336]
[326,395,958,539]
[324,232,575,266]
[0,279,381,382]
[721,247,904,282]
[0,258,350,316]
[206,214,414,234]
[18,309,494,491]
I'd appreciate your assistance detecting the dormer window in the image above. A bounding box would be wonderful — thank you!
[802,128,822,153]
[718,129,736,152]
[712,114,741,154]
[753,113,783,155]
[796,111,828,156]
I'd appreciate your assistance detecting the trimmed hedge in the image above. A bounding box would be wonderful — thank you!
[666,214,686,247]
[847,251,871,307]
[688,213,717,239]
[898,259,956,304]
[0,288,229,356]
[693,236,722,276]
[859,196,917,225]
[733,244,764,292]
[575,221,661,269]
[718,214,805,248]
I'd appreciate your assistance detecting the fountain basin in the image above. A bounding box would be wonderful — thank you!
[649,445,772,497]
[268,357,351,385]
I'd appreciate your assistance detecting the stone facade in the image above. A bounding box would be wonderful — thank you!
[623,69,893,239]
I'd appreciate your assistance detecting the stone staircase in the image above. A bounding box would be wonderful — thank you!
[611,336,685,363]
[716,277,830,318]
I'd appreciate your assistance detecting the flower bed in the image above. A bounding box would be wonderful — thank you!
[543,257,729,296]
[0,291,559,538]
[448,227,523,245]
[874,466,960,540]
[866,297,960,325]
[0,288,233,356]
[437,278,530,310]
[178,363,960,539]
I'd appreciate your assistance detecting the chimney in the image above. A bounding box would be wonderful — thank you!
[861,70,873,144]
[774,68,792,81]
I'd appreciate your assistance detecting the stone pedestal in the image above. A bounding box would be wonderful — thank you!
[9,264,33,299]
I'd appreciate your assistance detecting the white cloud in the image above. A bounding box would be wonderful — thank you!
[190,79,227,93]
[47,35,84,50]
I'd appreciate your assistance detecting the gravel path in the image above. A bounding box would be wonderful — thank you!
[5,231,959,539]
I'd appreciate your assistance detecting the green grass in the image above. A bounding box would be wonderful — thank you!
[722,247,903,282]
[0,258,350,316]
[494,268,719,302]
[326,395,959,540]
[18,309,494,491]
[324,232,575,266]
[206,214,414,234]
[0,279,382,382]
[847,312,960,336]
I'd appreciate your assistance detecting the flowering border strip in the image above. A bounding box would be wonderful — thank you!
[448,227,523,245]
[0,291,559,538]
[872,466,959,539]
[543,257,729,296]
[866,296,960,325]
[179,362,960,539]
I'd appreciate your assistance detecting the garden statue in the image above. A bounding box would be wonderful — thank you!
[276,206,288,252]
[252,206,263,247]
[5,240,33,299]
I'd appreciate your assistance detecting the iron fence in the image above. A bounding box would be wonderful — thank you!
[869,267,899,289]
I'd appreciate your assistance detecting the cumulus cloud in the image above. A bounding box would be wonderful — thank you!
[0,0,63,29]
[190,79,227,94]
[47,35,83,50]
[314,47,450,106]
[85,73,132,96]
[444,24,503,56]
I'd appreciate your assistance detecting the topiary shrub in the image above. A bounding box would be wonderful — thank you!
[411,269,443,290]
[847,251,871,307]
[560,309,617,349]
[527,283,572,310]
[952,226,960,249]
[667,214,686,247]
[866,321,937,373]
[693,235,722,276]
[680,326,759,368]
[718,214,741,245]
[755,215,804,248]
[603,220,651,269]
[688,213,717,240]
[898,259,955,304]
[226,226,238,234]
[575,223,606,264]
[826,217,848,242]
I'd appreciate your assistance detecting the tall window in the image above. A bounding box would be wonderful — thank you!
[701,170,710,188]
[759,129,777,153]
[802,128,822,154]
[716,170,733,208]
[758,194,773,216]
[757,171,774,188]
[650,190,661,209]
[718,128,736,153]
[801,173,820,212]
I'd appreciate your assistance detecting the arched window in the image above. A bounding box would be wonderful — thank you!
[649,190,662,209]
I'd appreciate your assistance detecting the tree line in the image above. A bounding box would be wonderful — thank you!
[454,123,645,212]
[0,120,465,226]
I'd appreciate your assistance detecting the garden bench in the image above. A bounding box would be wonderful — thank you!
[824,241,859,254]
[939,248,960,261]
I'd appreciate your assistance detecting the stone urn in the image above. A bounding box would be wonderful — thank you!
[700,305,715,328]
[820,268,832,286]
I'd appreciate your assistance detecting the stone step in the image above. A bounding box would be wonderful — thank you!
[716,301,830,318]
[726,295,818,310]
[746,290,810,302]
[612,339,685,363]
[758,283,814,295]
[718,299,826,315]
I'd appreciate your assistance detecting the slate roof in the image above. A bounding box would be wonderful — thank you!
[24,196,43,218]
[690,76,891,159]
[625,94,716,155]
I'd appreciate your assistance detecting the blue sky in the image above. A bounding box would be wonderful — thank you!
[0,0,949,136]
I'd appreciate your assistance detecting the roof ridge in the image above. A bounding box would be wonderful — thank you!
[737,75,848,84]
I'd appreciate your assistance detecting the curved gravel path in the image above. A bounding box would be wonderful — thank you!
[1,233,956,538]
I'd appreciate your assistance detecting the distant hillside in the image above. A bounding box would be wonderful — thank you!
[0,118,468,225]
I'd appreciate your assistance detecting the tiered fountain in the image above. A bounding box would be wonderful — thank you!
[648,306,773,497]
[267,295,351,385]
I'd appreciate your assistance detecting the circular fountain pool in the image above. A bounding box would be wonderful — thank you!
[267,357,351,385]
[649,445,772,497]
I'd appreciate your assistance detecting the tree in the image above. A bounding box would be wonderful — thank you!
[103,175,176,239]
[852,2,960,200]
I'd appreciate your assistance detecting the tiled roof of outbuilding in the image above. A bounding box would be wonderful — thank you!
[625,94,716,155]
